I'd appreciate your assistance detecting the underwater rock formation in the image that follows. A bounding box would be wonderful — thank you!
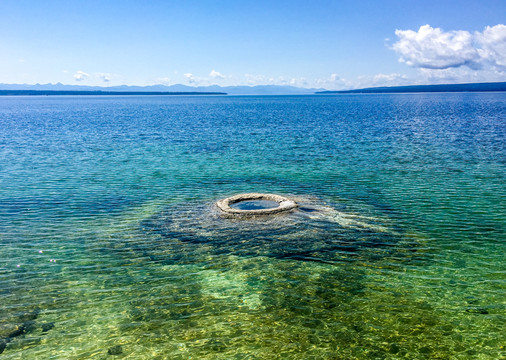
[136,194,403,265]
[0,309,55,355]
[108,345,123,355]
[216,193,298,217]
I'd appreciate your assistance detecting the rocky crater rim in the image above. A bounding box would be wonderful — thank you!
[216,193,298,216]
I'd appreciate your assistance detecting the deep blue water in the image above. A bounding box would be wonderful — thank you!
[0,94,504,359]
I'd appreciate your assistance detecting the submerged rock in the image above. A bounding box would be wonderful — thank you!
[0,339,7,354]
[465,307,489,314]
[22,320,37,333]
[8,325,25,338]
[0,324,18,339]
[0,309,54,356]
[108,345,123,355]
[41,322,55,333]
[22,309,40,322]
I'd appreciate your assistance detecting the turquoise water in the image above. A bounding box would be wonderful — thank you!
[0,94,504,359]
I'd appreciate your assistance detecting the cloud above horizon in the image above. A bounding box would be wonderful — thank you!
[73,70,89,81]
[209,70,225,79]
[392,24,506,71]
[97,73,112,82]
[184,73,196,84]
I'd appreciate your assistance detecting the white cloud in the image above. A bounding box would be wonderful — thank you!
[313,74,352,90]
[184,73,195,84]
[393,25,479,69]
[156,77,171,85]
[335,73,408,89]
[417,66,506,84]
[244,74,287,85]
[372,73,408,83]
[74,70,89,81]
[97,73,112,82]
[181,72,227,86]
[243,73,360,89]
[244,73,268,85]
[392,24,506,71]
[209,70,225,79]
[243,74,312,88]
[475,24,506,68]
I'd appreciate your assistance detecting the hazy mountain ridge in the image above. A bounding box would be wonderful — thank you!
[0,83,324,95]
[4,82,504,95]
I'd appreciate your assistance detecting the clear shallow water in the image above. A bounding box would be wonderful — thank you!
[0,94,504,359]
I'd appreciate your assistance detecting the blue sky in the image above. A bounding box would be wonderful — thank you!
[1,0,505,89]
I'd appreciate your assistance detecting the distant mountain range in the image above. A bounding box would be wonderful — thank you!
[2,81,505,96]
[316,82,506,94]
[0,83,323,95]
[0,90,227,96]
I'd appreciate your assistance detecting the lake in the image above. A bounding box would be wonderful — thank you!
[0,94,504,359]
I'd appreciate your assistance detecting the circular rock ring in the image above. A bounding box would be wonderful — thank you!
[216,193,298,217]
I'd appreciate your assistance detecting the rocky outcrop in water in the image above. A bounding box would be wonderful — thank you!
[0,309,55,355]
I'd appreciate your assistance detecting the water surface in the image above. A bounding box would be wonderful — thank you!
[0,94,504,359]
[229,200,279,210]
